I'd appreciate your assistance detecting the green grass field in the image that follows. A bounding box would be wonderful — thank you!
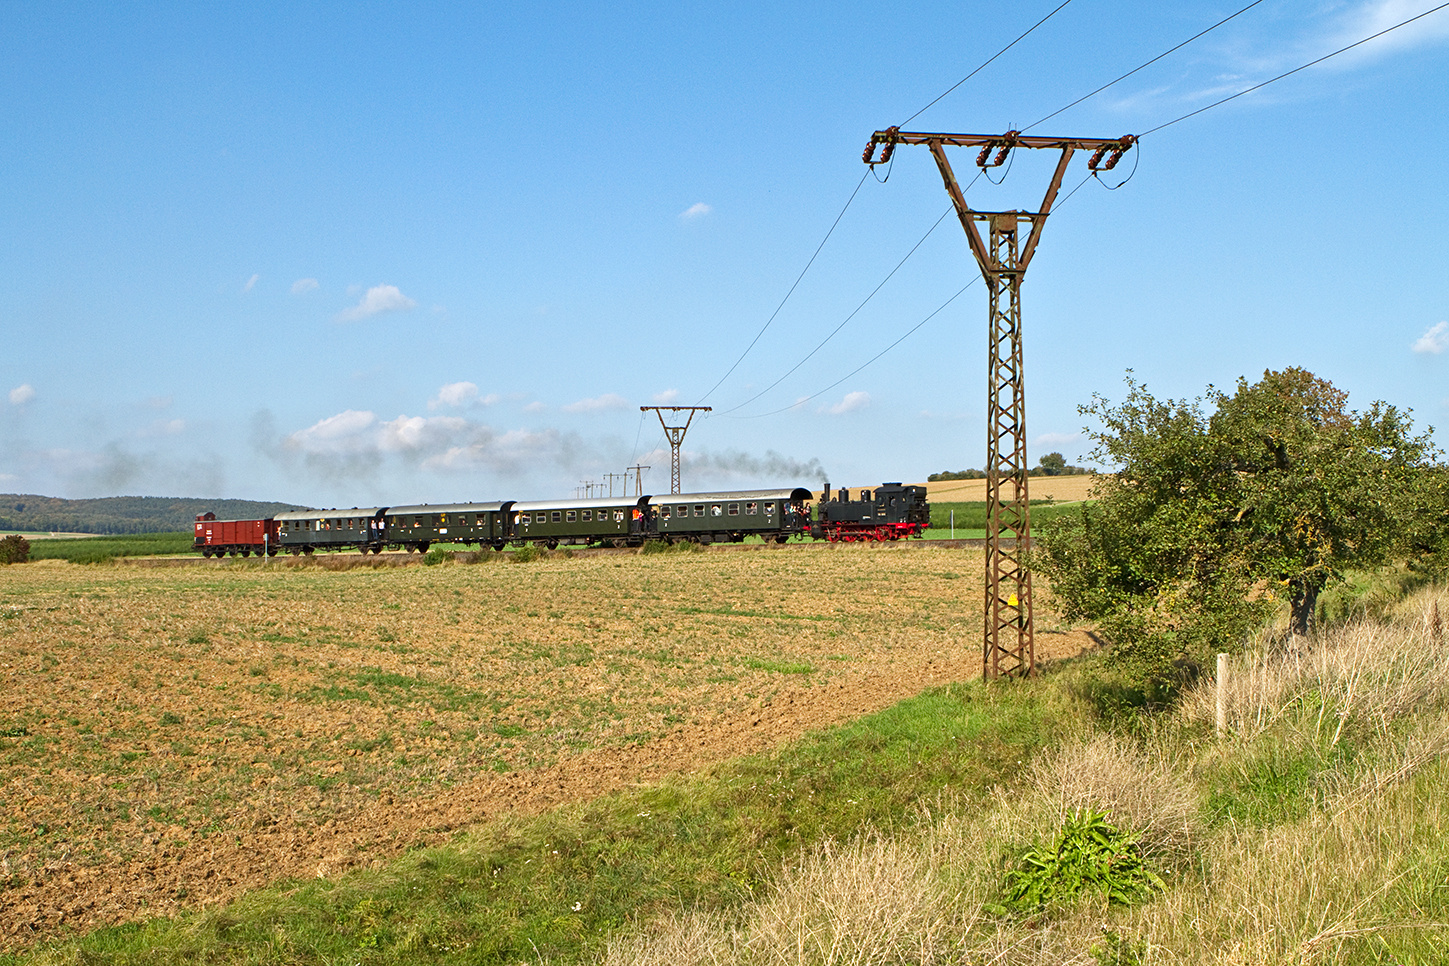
[23,531,193,563]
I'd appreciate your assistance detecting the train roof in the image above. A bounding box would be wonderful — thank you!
[274,507,386,522]
[651,487,813,503]
[384,502,506,515]
[510,495,650,512]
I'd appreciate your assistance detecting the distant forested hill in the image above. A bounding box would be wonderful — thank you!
[0,494,307,535]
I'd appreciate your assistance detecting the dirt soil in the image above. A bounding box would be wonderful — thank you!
[0,546,1092,950]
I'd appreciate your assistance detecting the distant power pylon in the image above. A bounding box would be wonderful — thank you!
[627,464,651,497]
[640,406,710,494]
[864,127,1135,682]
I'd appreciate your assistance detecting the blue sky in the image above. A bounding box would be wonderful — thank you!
[2,1,1447,507]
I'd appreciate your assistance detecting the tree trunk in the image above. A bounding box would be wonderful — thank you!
[1288,576,1324,639]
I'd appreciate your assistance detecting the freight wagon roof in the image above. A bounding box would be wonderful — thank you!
[510,495,650,512]
[653,488,813,503]
[274,507,386,522]
[384,502,505,515]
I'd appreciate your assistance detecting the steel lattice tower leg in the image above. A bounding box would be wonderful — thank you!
[983,214,1034,680]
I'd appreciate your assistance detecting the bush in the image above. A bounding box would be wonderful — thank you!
[0,534,30,564]
[511,544,543,563]
[1000,809,1164,914]
[422,547,448,566]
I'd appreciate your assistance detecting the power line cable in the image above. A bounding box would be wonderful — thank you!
[1141,0,1449,137]
[900,0,1077,127]
[732,281,978,419]
[696,2,1075,408]
[715,204,957,416]
[696,170,870,405]
[729,168,1100,421]
[1024,0,1269,132]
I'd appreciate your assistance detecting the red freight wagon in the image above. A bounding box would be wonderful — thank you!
[193,513,280,558]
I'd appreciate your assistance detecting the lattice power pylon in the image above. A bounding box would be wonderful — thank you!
[640,406,711,494]
[864,128,1134,680]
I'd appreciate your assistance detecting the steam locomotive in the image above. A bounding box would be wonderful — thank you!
[193,482,930,557]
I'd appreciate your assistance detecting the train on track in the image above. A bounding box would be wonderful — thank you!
[193,482,930,557]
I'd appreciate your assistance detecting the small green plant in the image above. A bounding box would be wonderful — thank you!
[0,533,31,564]
[422,547,448,566]
[1001,809,1163,913]
[1091,929,1148,966]
[511,544,542,563]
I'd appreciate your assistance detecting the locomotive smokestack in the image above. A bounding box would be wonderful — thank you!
[823,482,830,502]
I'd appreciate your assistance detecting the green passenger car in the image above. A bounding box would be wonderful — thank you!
[508,496,650,548]
[275,508,387,554]
[647,488,813,544]
[383,503,509,552]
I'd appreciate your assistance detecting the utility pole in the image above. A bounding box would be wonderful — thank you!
[639,406,711,494]
[627,464,650,497]
[603,472,625,497]
[864,127,1134,681]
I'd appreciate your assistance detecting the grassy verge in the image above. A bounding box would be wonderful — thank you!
[25,531,192,563]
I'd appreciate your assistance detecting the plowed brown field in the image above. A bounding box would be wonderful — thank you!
[0,545,1091,950]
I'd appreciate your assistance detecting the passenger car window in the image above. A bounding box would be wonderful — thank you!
[552,511,562,523]
[746,502,758,515]
[727,504,739,516]
[711,504,722,517]
[694,505,705,516]
[566,510,576,522]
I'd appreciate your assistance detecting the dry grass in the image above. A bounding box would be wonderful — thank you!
[603,832,979,966]
[1019,732,1199,862]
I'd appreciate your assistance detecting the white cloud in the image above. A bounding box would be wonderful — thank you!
[139,418,186,438]
[562,393,629,413]
[288,409,378,451]
[1328,0,1449,62]
[243,273,260,293]
[1033,431,1082,448]
[430,381,480,410]
[335,284,417,323]
[291,277,320,295]
[9,384,36,406]
[275,406,591,481]
[652,388,681,405]
[821,391,870,415]
[679,202,713,220]
[1412,321,1449,354]
[524,401,547,413]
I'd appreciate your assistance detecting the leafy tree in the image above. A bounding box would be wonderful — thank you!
[1036,369,1435,687]
[0,534,30,564]
[1037,452,1067,476]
